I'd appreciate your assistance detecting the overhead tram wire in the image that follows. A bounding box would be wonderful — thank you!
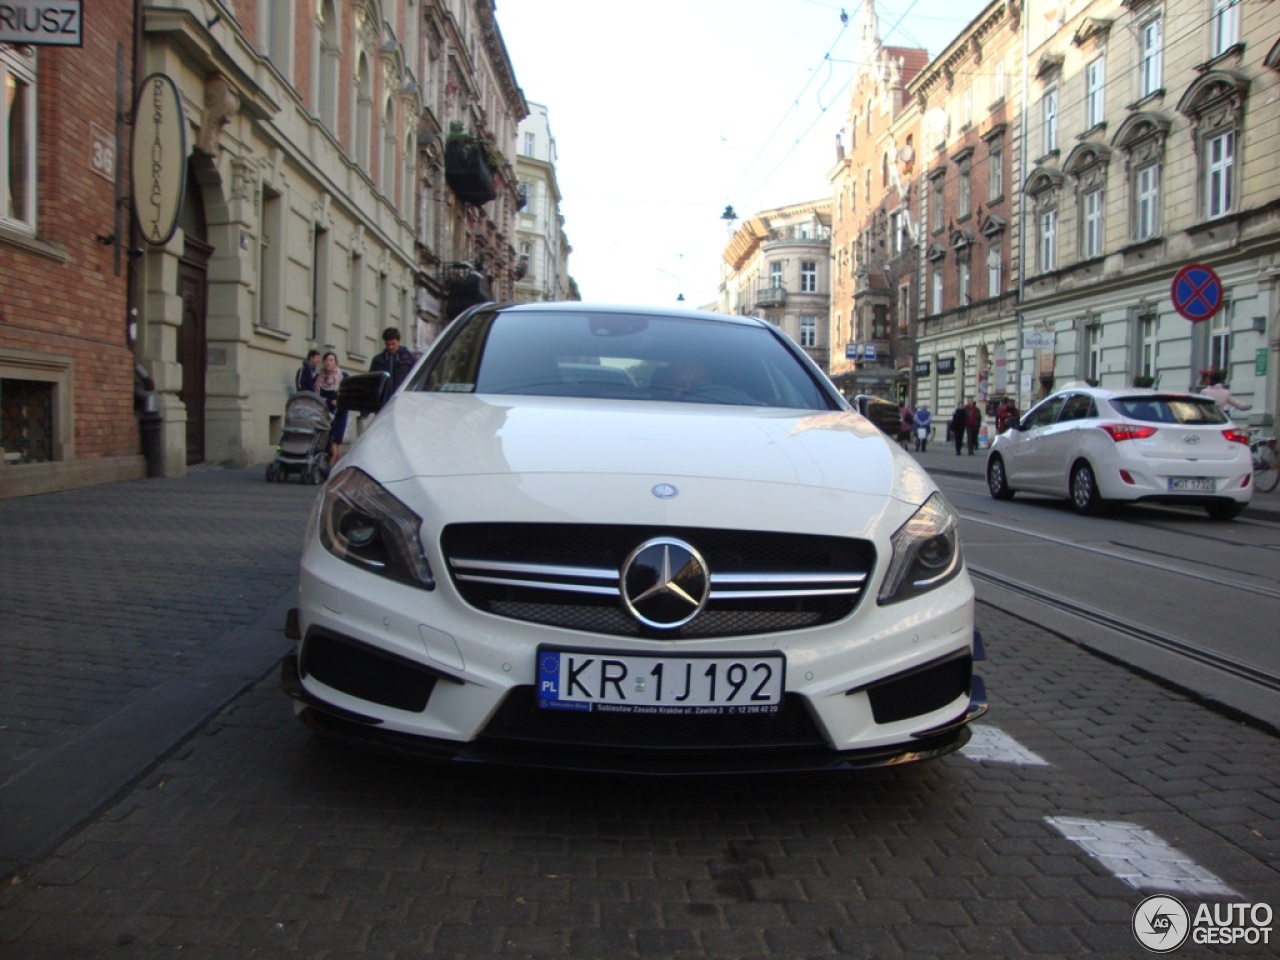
[727,14,852,204]
[747,0,925,197]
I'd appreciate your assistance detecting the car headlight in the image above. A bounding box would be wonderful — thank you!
[877,493,962,604]
[319,468,435,589]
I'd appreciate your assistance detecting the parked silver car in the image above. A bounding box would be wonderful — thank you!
[986,385,1253,520]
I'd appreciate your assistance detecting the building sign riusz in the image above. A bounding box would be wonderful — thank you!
[130,73,187,247]
[0,1,82,45]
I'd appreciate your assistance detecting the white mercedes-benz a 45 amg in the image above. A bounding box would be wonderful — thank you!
[283,302,987,773]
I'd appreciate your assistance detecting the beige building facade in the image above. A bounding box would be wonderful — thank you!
[721,201,833,372]
[1019,0,1280,426]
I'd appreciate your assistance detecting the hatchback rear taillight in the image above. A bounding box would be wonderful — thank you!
[1222,429,1250,446]
[1100,424,1158,442]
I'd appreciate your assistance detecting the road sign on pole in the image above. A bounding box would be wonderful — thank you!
[1171,264,1223,322]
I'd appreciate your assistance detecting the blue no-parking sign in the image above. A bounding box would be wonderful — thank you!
[1170,263,1223,323]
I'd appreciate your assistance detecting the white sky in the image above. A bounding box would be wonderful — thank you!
[496,0,990,308]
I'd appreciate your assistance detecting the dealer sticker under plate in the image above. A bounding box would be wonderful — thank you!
[537,647,785,715]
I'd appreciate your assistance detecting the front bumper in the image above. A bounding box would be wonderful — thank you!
[280,631,989,775]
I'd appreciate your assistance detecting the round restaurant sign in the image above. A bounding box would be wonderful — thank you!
[130,73,187,246]
[1170,263,1223,323]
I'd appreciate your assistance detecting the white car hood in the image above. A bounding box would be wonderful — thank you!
[359,394,925,486]
[344,394,935,536]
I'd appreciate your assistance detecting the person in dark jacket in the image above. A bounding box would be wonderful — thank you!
[949,403,966,456]
[295,349,320,393]
[370,327,415,391]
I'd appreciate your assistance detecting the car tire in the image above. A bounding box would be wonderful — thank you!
[1069,462,1106,516]
[987,455,1015,500]
[265,462,279,482]
[1204,501,1243,521]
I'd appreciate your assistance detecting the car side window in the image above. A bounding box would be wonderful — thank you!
[1023,396,1066,429]
[1058,394,1095,422]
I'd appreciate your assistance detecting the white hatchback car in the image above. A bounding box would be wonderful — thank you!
[283,303,987,773]
[986,385,1253,520]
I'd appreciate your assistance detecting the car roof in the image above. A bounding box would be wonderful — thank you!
[488,300,771,331]
[1047,382,1206,401]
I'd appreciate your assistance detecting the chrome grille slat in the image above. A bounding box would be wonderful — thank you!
[441,523,876,639]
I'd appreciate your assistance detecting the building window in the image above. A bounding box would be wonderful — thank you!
[311,225,329,342]
[1,44,36,232]
[1139,17,1162,98]
[259,187,284,330]
[800,261,817,293]
[898,283,912,327]
[957,259,971,305]
[1140,313,1158,377]
[1082,188,1104,258]
[987,240,1003,296]
[931,174,944,233]
[769,261,783,289]
[354,53,373,172]
[890,210,905,255]
[262,3,293,76]
[1211,0,1239,57]
[1136,164,1159,240]
[316,0,339,130]
[994,60,1006,102]
[1085,323,1102,382]
[349,252,365,348]
[1042,86,1058,154]
[1206,130,1234,218]
[381,97,396,195]
[931,266,944,314]
[864,168,871,205]
[958,163,971,218]
[1209,310,1230,371]
[1085,57,1106,128]
[800,315,817,347]
[988,139,1004,201]
[523,131,535,155]
[1040,209,1058,272]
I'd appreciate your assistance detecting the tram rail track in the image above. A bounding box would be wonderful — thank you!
[969,565,1280,697]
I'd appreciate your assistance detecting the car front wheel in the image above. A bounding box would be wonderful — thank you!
[987,455,1015,500]
[1069,462,1105,516]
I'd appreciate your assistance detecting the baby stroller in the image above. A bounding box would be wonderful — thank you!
[265,392,331,484]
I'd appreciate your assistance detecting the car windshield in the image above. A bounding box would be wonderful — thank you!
[1111,395,1228,425]
[416,309,836,410]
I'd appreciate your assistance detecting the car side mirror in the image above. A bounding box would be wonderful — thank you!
[338,371,393,414]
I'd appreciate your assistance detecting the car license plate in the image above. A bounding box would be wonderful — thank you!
[537,647,785,715]
[1167,477,1217,492]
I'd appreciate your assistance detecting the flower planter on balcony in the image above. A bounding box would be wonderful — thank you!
[445,138,497,206]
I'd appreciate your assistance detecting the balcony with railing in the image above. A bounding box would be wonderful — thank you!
[755,287,787,309]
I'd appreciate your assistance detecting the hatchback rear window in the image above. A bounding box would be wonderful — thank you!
[1111,395,1227,424]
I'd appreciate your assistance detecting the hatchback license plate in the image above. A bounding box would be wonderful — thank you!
[1168,477,1216,492]
[537,648,785,715]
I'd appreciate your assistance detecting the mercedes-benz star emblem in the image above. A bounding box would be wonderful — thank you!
[621,537,710,629]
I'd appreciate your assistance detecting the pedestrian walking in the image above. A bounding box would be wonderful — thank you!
[370,327,416,392]
[295,349,320,394]
[913,404,932,453]
[898,403,915,449]
[1201,370,1251,413]
[964,398,982,455]
[949,403,966,455]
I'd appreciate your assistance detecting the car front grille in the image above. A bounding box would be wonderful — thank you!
[479,687,827,750]
[441,523,875,638]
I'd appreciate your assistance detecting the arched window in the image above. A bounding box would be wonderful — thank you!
[381,96,396,194]
[354,53,372,172]
[317,0,339,130]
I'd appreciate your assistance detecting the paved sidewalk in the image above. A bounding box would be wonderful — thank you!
[0,467,319,879]
[907,438,1280,521]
